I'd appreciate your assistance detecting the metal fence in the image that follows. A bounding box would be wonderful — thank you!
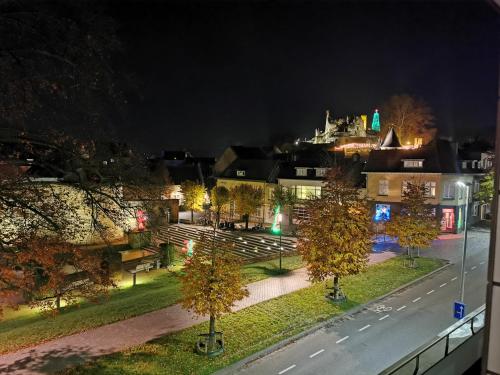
[380,304,485,375]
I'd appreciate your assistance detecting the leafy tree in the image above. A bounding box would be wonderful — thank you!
[19,239,115,312]
[210,186,230,227]
[270,185,298,229]
[380,94,435,145]
[230,184,264,229]
[180,236,248,354]
[0,1,128,135]
[181,180,205,223]
[475,170,494,205]
[297,169,371,301]
[385,182,440,266]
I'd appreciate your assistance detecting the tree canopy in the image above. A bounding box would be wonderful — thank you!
[385,182,440,261]
[230,184,264,229]
[380,94,435,145]
[297,169,371,299]
[181,180,205,222]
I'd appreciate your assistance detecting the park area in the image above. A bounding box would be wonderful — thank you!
[60,256,443,375]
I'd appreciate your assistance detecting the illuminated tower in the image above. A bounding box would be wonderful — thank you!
[371,109,380,132]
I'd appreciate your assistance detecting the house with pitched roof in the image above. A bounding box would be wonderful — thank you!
[363,130,487,233]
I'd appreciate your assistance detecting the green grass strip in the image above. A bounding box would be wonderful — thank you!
[0,255,304,354]
[63,257,443,375]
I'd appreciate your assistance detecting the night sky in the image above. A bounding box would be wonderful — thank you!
[110,0,499,157]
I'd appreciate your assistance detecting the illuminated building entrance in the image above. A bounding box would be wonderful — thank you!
[441,208,455,232]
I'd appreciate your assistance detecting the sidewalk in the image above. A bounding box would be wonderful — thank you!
[0,251,396,375]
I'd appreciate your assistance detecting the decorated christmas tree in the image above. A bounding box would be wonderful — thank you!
[371,109,380,132]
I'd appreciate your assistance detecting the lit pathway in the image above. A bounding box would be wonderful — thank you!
[0,252,395,375]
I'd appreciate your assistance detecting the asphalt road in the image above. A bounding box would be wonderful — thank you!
[230,229,490,375]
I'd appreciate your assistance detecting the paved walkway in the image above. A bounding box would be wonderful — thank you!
[0,252,396,375]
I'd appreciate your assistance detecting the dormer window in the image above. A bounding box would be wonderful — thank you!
[236,170,246,177]
[296,167,308,177]
[315,168,327,177]
[403,159,423,168]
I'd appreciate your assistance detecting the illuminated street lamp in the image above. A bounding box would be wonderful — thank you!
[456,181,470,303]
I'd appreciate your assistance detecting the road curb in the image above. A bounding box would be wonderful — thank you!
[215,260,451,375]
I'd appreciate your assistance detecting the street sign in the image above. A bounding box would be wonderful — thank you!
[454,301,466,319]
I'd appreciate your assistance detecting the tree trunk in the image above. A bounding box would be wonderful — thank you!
[56,295,61,310]
[191,209,194,223]
[208,314,216,353]
[244,214,249,230]
[333,276,340,300]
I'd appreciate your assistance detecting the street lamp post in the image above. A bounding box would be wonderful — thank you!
[456,181,470,303]
[278,213,283,270]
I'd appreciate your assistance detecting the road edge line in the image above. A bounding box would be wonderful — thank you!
[214,260,451,375]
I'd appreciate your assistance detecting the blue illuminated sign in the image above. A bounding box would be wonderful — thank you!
[454,301,466,320]
[374,204,391,222]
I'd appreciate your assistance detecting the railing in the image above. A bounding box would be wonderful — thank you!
[380,304,486,375]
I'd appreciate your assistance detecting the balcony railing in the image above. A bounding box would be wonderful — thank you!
[380,304,485,375]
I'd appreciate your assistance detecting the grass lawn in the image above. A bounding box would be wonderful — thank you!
[64,256,443,375]
[0,255,304,354]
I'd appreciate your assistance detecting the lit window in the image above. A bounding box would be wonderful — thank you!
[442,183,455,199]
[296,168,308,177]
[424,181,436,197]
[315,168,327,177]
[458,186,464,200]
[236,170,246,177]
[474,181,480,193]
[403,159,423,168]
[401,180,409,196]
[473,202,479,216]
[378,179,389,195]
[293,185,321,199]
[462,161,468,169]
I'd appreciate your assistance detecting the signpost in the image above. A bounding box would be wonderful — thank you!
[454,301,466,320]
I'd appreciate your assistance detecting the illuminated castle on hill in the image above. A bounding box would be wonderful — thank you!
[308,110,380,156]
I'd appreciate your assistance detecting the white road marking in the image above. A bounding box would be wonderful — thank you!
[427,290,435,295]
[471,266,477,270]
[336,336,350,343]
[451,277,458,281]
[412,297,421,303]
[465,271,468,274]
[278,365,296,374]
[358,324,371,332]
[440,283,447,288]
[480,261,485,265]
[396,305,407,311]
[379,314,390,321]
[309,349,325,358]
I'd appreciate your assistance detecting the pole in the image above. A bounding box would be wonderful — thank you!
[459,185,469,302]
[279,225,282,270]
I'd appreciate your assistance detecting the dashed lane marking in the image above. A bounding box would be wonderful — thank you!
[440,283,447,288]
[336,336,350,344]
[480,261,486,265]
[451,277,458,281]
[379,314,390,321]
[278,365,296,374]
[412,297,421,303]
[427,290,435,295]
[359,325,371,332]
[396,305,407,311]
[471,266,477,270]
[309,349,325,358]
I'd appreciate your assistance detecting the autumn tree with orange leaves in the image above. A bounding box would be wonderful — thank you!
[297,169,371,302]
[180,236,248,355]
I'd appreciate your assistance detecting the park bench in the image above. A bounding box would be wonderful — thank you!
[126,260,160,286]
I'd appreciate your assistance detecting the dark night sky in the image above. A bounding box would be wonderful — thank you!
[109,0,499,157]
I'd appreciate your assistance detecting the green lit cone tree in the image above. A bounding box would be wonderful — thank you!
[180,237,248,356]
[297,168,371,302]
[385,182,440,267]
